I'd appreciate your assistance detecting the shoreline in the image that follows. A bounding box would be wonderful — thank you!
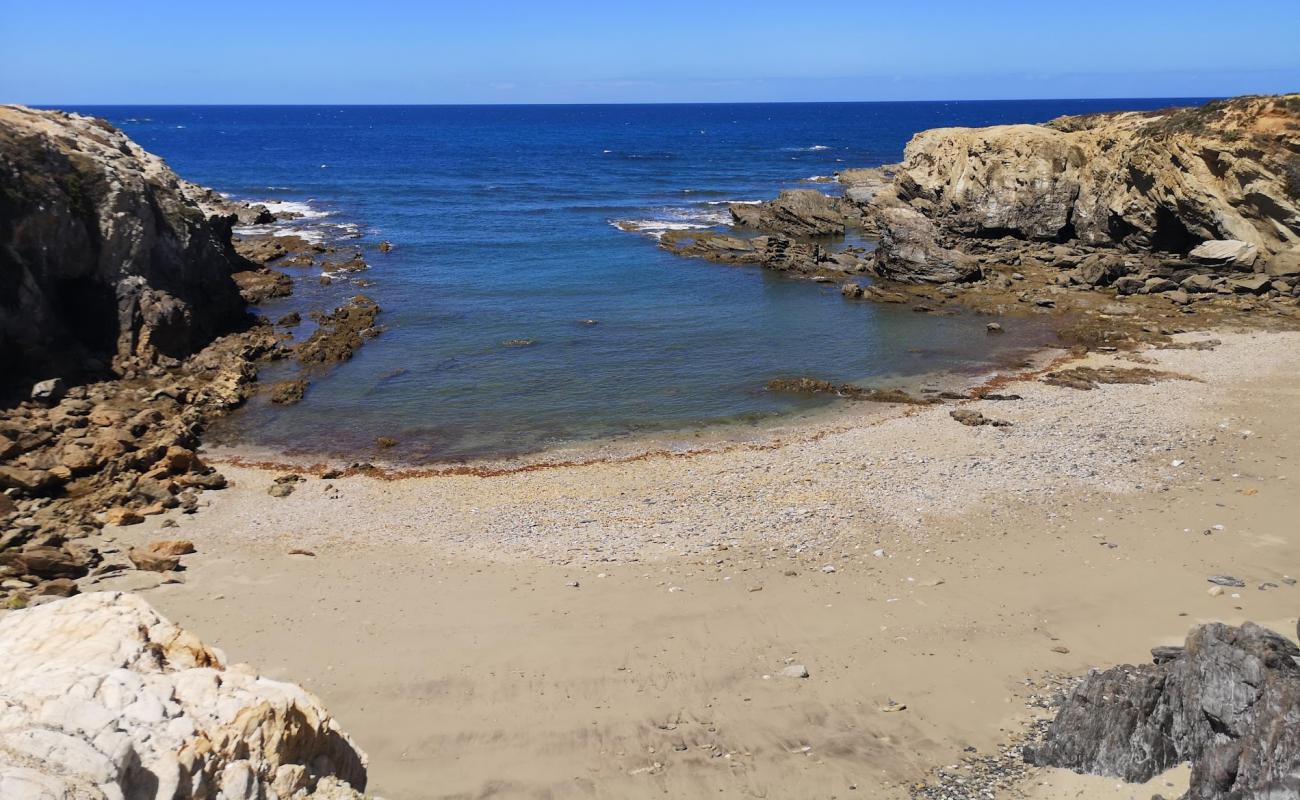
[90,327,1300,798]
[200,342,1068,478]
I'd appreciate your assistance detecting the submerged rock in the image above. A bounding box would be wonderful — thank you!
[269,379,309,405]
[0,592,368,799]
[1025,622,1300,800]
[297,296,382,365]
[766,377,934,405]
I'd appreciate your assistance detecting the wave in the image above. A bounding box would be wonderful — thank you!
[610,204,734,239]
[784,144,832,152]
[260,199,333,220]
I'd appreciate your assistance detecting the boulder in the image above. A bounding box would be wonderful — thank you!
[0,466,60,493]
[1025,622,1300,800]
[128,546,180,572]
[1265,247,1300,278]
[0,546,89,580]
[104,507,145,527]
[1181,274,1222,293]
[1229,275,1272,294]
[0,592,367,799]
[1188,239,1258,268]
[1071,254,1128,287]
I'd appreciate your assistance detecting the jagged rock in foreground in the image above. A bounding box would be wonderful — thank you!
[0,592,368,799]
[1025,622,1300,799]
[0,105,252,389]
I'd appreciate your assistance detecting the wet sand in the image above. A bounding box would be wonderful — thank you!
[92,331,1300,799]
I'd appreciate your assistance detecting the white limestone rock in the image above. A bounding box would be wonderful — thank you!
[0,592,368,800]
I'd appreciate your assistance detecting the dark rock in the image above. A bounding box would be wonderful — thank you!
[1043,366,1175,391]
[296,296,382,365]
[766,378,935,405]
[950,409,1012,428]
[269,379,308,405]
[1207,575,1246,588]
[0,106,247,391]
[1025,622,1300,800]
[231,269,293,304]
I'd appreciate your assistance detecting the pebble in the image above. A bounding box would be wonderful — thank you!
[780,664,810,679]
[1208,575,1245,588]
[821,564,836,574]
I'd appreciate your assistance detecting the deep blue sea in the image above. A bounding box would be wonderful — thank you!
[71,100,1202,462]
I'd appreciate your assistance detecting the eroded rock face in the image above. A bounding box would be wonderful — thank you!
[888,96,1300,261]
[0,592,368,800]
[1025,622,1300,799]
[871,206,982,284]
[0,106,251,389]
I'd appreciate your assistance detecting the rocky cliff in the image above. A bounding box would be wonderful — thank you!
[0,591,369,799]
[865,95,1300,282]
[0,106,251,393]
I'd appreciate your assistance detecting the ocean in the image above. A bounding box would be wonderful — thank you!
[71,99,1201,462]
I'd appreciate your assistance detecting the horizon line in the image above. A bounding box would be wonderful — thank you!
[9,95,1235,109]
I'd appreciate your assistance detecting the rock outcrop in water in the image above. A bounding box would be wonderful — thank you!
[0,591,368,799]
[654,95,1300,318]
[859,94,1300,283]
[0,106,252,389]
[730,189,858,237]
[1025,621,1300,799]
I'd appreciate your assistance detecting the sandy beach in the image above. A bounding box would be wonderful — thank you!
[86,330,1300,799]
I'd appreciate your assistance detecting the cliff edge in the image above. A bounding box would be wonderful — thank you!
[0,106,250,391]
[865,94,1300,281]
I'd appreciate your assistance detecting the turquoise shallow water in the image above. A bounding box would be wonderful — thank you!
[70,100,1201,462]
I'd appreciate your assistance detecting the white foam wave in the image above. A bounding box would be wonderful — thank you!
[260,199,332,220]
[611,204,735,239]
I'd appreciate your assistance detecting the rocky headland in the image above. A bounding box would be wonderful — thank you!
[0,107,383,607]
[663,95,1300,351]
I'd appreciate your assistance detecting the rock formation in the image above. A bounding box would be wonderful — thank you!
[1025,621,1300,799]
[861,94,1300,283]
[0,592,368,800]
[730,189,857,237]
[0,106,253,390]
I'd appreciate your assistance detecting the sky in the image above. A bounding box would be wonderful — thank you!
[2,1,1298,104]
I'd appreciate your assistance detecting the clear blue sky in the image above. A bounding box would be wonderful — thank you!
[3,0,1297,104]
